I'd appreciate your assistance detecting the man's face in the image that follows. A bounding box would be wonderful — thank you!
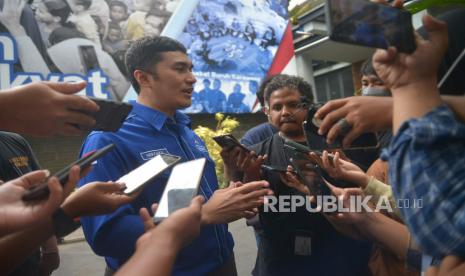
[361,74,385,89]
[249,81,258,94]
[108,28,122,42]
[148,51,196,110]
[266,88,307,138]
[110,5,127,22]
[233,84,241,93]
[203,80,211,90]
[144,15,164,36]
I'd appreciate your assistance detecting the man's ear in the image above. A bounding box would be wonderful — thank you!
[261,106,269,115]
[134,70,151,89]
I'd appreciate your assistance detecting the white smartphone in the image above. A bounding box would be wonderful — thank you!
[153,158,206,224]
[119,154,181,194]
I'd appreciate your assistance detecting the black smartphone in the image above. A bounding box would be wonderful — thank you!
[284,139,311,153]
[78,45,100,73]
[285,145,332,197]
[304,104,379,151]
[326,0,416,53]
[285,144,356,195]
[312,164,358,189]
[78,98,133,132]
[22,144,115,201]
[261,164,288,174]
[120,153,181,194]
[212,134,250,153]
[153,158,206,224]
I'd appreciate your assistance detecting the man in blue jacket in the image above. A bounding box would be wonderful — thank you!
[78,36,271,275]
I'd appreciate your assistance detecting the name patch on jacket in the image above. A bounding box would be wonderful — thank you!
[194,139,208,153]
[140,148,169,160]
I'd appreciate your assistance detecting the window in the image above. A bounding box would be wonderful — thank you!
[314,66,354,102]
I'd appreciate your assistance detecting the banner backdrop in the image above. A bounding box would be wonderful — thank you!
[0,0,289,113]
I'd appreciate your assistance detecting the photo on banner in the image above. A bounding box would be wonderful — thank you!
[177,0,289,113]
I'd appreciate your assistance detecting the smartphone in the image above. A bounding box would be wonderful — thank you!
[325,0,416,53]
[304,104,379,151]
[153,158,206,224]
[78,98,133,132]
[119,153,181,194]
[285,145,332,197]
[285,145,357,193]
[261,164,288,174]
[78,45,100,74]
[284,139,311,153]
[284,139,334,164]
[212,134,250,153]
[22,144,115,201]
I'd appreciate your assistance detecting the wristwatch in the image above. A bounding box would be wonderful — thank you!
[52,208,81,238]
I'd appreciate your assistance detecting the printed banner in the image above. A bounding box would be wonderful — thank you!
[0,0,290,113]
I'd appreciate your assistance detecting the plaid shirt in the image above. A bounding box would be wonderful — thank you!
[388,105,465,258]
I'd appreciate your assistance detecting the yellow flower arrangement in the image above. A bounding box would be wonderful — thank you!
[194,113,240,188]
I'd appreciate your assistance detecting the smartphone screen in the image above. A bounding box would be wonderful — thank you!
[153,158,206,223]
[22,144,115,201]
[78,45,101,73]
[304,104,379,151]
[120,154,181,194]
[326,0,416,53]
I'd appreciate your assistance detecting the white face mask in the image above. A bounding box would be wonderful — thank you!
[362,87,391,97]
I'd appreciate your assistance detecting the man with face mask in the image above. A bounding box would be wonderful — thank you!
[360,58,391,97]
[360,58,392,149]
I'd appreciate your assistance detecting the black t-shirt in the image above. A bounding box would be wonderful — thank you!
[249,133,371,276]
[0,131,40,180]
[0,131,41,276]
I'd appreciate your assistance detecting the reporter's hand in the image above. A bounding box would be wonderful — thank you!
[316,151,370,188]
[0,82,99,137]
[426,256,465,276]
[137,196,204,251]
[220,146,243,181]
[314,96,393,147]
[0,168,80,235]
[280,166,311,196]
[61,182,136,218]
[39,251,60,276]
[326,183,372,225]
[202,181,272,224]
[237,151,266,182]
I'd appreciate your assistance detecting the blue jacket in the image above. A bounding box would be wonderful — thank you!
[78,101,234,275]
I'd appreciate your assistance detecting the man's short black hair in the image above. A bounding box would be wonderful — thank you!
[75,0,92,9]
[360,58,379,78]
[109,0,128,12]
[263,74,313,106]
[125,36,187,93]
[257,74,278,107]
